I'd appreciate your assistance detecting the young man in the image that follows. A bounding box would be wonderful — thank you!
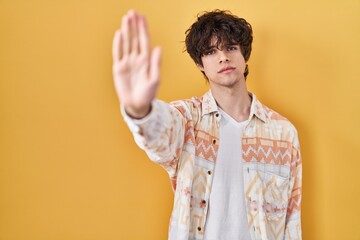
[112,9,302,240]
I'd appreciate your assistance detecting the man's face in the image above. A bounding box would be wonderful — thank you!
[197,38,247,88]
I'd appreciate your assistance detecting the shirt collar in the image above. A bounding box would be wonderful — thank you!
[201,90,268,123]
[201,91,219,115]
[248,92,268,123]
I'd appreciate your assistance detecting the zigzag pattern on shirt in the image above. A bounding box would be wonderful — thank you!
[243,145,291,164]
[182,120,218,162]
[183,121,196,145]
[243,138,292,165]
[287,188,301,215]
[195,139,217,162]
[268,219,286,240]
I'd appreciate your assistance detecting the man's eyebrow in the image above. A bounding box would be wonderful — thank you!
[225,42,238,46]
[206,42,238,50]
[206,45,217,49]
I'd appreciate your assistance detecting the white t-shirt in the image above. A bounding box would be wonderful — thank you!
[203,108,252,240]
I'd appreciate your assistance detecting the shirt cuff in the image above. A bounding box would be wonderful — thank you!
[120,100,162,135]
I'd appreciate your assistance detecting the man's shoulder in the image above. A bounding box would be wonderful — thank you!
[262,103,288,121]
[170,95,203,106]
[259,101,298,136]
[170,95,206,115]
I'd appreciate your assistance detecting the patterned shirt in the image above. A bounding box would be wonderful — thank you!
[122,91,302,240]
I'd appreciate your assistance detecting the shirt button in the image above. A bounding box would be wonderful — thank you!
[215,113,219,117]
[207,170,212,175]
[212,139,216,144]
[197,226,202,231]
[202,200,206,204]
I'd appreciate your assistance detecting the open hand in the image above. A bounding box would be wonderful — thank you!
[112,10,162,118]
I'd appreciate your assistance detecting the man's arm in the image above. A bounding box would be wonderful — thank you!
[284,130,302,239]
[112,11,186,184]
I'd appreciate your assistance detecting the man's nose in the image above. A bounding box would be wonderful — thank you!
[218,51,230,63]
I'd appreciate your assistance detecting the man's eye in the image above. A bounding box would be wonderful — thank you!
[228,46,238,51]
[205,49,215,55]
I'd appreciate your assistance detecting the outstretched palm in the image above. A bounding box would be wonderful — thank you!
[112,10,161,118]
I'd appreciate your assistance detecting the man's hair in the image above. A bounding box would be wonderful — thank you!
[185,10,253,79]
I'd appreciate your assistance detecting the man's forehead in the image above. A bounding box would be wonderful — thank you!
[208,36,238,48]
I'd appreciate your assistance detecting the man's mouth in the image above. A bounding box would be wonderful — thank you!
[218,66,236,73]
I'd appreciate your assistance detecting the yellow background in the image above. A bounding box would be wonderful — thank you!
[1,0,359,239]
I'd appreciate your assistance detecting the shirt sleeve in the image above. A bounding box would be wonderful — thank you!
[284,128,302,239]
[121,99,186,181]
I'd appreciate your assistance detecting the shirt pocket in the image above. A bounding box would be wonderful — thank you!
[255,164,290,224]
[262,172,289,222]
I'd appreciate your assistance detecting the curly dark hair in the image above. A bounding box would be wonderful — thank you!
[185,10,253,79]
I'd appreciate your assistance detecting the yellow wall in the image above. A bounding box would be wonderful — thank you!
[1,0,359,239]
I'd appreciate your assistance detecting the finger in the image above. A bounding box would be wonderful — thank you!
[121,13,130,56]
[149,46,162,84]
[129,11,139,55]
[138,15,150,56]
[112,30,122,62]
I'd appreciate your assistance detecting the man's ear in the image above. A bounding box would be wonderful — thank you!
[196,63,204,71]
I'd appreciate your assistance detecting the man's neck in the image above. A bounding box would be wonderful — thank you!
[210,81,252,122]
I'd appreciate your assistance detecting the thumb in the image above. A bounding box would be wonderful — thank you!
[149,46,162,84]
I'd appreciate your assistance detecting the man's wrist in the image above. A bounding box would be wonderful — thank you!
[124,104,151,119]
